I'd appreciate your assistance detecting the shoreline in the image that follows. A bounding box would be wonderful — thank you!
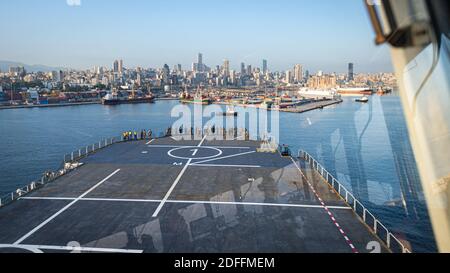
[0,101,101,110]
[215,99,343,113]
[0,97,341,113]
[0,98,180,110]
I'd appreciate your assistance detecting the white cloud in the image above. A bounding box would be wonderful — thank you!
[66,0,81,6]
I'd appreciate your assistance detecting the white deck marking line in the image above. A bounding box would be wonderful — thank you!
[146,139,155,145]
[147,145,251,149]
[192,151,256,165]
[0,244,143,254]
[13,169,121,245]
[20,197,76,201]
[151,158,192,218]
[189,164,261,168]
[197,134,208,147]
[19,197,352,210]
[151,135,208,218]
[291,158,359,253]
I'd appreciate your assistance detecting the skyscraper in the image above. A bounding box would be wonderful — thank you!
[247,65,252,76]
[193,53,208,72]
[241,62,246,75]
[223,59,230,77]
[294,64,303,83]
[286,70,293,84]
[162,64,170,85]
[348,63,354,81]
[113,60,119,73]
[197,53,203,72]
[262,59,268,74]
[198,53,203,66]
[118,59,123,74]
[230,70,236,85]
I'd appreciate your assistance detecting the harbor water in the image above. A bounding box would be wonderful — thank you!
[0,94,437,252]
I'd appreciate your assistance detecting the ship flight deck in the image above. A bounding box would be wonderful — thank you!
[0,136,388,253]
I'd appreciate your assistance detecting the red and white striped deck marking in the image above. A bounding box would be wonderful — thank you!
[291,158,358,253]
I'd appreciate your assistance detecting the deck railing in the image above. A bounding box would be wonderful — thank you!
[0,167,66,208]
[0,136,120,208]
[299,150,411,253]
[63,137,118,164]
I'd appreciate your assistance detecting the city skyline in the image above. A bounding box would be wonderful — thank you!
[0,54,387,76]
[0,0,393,73]
[0,54,393,79]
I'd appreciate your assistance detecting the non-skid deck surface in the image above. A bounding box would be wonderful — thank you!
[0,137,388,253]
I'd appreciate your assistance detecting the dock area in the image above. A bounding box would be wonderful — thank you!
[215,99,342,114]
[277,99,342,113]
[0,136,388,253]
[0,101,101,110]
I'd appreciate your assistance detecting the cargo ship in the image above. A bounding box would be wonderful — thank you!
[337,87,374,96]
[179,93,212,105]
[102,90,155,105]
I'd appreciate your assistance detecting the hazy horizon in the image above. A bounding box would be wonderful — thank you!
[0,0,393,73]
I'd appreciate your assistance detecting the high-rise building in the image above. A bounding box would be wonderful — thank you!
[348,63,354,81]
[241,63,246,75]
[294,64,303,83]
[95,66,103,75]
[286,70,293,84]
[9,66,26,77]
[223,59,230,77]
[51,71,62,82]
[197,53,204,72]
[113,60,119,73]
[262,59,268,74]
[230,70,236,84]
[247,65,252,76]
[118,59,123,74]
[193,53,208,72]
[198,53,203,66]
[162,64,170,85]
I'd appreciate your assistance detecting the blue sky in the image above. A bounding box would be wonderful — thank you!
[0,0,393,73]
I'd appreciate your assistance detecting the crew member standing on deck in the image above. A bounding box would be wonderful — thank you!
[134,131,138,140]
[148,129,152,139]
[143,130,147,140]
